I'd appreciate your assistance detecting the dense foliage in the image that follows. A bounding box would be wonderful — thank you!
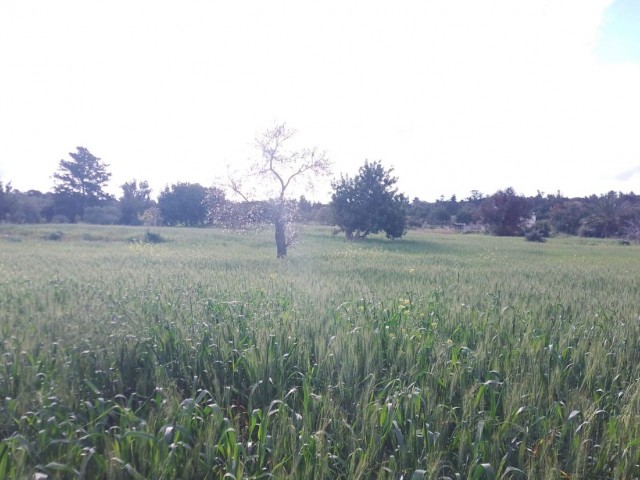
[331,160,407,240]
[119,180,153,225]
[157,182,209,226]
[406,190,640,240]
[52,147,113,221]
[479,187,532,236]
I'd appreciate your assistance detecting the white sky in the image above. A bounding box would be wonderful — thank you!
[1,0,639,202]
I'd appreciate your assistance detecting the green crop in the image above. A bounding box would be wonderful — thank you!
[1,224,639,478]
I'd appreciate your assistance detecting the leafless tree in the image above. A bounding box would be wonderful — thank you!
[623,219,640,243]
[225,123,331,258]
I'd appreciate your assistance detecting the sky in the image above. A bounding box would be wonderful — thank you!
[1,0,639,202]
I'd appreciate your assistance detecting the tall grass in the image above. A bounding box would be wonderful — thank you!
[1,224,640,478]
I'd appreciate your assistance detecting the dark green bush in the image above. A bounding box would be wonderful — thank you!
[144,231,165,243]
[44,231,64,241]
[525,230,546,242]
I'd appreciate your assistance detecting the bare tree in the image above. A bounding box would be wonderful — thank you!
[225,123,331,258]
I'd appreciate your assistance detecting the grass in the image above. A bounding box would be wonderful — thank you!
[1,224,640,478]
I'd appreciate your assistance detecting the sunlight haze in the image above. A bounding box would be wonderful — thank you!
[1,0,639,201]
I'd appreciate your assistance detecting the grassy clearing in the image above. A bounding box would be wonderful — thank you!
[1,224,640,479]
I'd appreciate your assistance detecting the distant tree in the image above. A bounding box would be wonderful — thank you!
[549,199,588,235]
[297,195,313,222]
[466,190,485,205]
[0,179,13,221]
[579,191,623,238]
[455,206,476,225]
[224,123,331,258]
[119,180,153,225]
[445,194,459,217]
[141,207,162,226]
[204,187,230,226]
[7,190,52,223]
[618,196,640,234]
[83,205,121,225]
[157,182,208,226]
[312,205,333,225]
[480,187,532,236]
[530,190,564,221]
[0,184,54,224]
[430,203,452,226]
[53,147,112,220]
[331,160,407,240]
[406,198,430,228]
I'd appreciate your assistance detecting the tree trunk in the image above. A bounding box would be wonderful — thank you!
[275,218,287,258]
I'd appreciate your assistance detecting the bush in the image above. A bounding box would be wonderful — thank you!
[44,231,64,241]
[129,231,167,244]
[534,220,553,237]
[525,230,546,242]
[144,231,165,243]
[525,220,553,242]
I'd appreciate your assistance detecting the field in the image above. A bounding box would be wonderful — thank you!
[1,224,640,479]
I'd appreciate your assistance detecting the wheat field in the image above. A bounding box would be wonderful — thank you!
[1,224,640,479]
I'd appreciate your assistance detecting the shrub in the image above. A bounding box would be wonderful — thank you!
[129,231,166,244]
[525,230,546,242]
[525,220,553,242]
[144,231,165,243]
[44,231,64,241]
[534,220,553,237]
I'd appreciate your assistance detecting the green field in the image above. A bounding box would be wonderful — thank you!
[1,224,640,479]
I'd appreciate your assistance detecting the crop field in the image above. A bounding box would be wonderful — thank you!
[1,224,640,479]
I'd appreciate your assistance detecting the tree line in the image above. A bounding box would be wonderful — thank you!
[406,188,640,241]
[2,130,640,253]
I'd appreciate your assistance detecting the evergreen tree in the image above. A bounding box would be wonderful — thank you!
[52,147,112,220]
[331,160,407,240]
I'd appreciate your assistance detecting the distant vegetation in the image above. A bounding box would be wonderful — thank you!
[2,225,640,478]
[2,143,640,245]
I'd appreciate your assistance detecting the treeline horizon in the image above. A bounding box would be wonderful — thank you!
[1,146,640,241]
[3,176,640,239]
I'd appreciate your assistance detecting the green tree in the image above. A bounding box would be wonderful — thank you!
[480,187,532,236]
[157,182,208,226]
[579,191,623,238]
[0,179,13,221]
[119,180,153,225]
[549,199,588,235]
[7,190,52,223]
[331,160,407,240]
[53,147,112,220]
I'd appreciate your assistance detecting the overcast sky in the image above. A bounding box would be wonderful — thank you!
[1,0,639,202]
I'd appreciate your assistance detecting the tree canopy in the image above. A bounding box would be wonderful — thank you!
[119,180,153,225]
[52,147,112,220]
[0,179,13,221]
[158,182,208,226]
[480,187,532,236]
[331,160,407,240]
